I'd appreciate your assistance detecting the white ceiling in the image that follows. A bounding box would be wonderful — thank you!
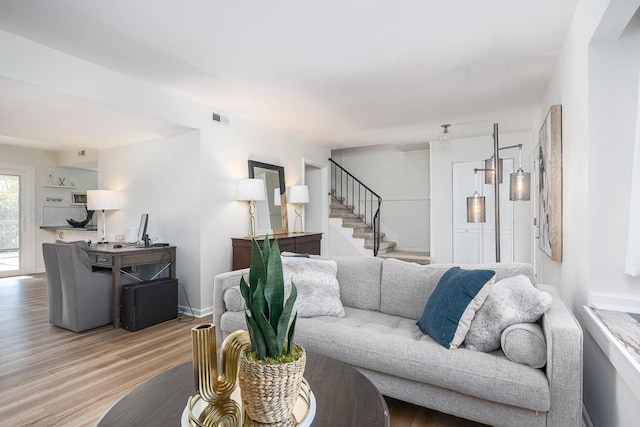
[0,0,580,151]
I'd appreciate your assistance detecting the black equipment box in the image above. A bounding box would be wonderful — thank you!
[121,278,178,331]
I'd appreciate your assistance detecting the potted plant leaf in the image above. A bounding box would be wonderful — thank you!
[238,236,306,425]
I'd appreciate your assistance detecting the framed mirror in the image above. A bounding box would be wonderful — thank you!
[248,160,288,235]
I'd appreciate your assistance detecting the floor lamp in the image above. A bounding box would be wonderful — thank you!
[87,190,120,244]
[466,123,531,262]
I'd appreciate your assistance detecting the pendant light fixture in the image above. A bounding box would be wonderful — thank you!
[439,124,453,143]
[467,170,486,223]
[484,156,503,184]
[464,123,532,262]
[509,146,531,201]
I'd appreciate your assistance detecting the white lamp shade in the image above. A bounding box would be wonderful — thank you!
[87,190,120,210]
[237,179,265,201]
[287,185,309,204]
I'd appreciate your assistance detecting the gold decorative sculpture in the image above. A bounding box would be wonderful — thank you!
[188,324,250,426]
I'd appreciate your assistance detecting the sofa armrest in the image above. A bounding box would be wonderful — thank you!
[538,284,583,427]
[213,269,249,344]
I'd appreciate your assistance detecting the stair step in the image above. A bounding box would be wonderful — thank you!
[352,231,385,240]
[341,221,371,230]
[364,240,396,254]
[377,251,432,265]
[330,205,355,213]
[329,209,361,219]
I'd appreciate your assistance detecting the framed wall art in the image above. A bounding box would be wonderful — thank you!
[71,192,87,205]
[538,104,562,261]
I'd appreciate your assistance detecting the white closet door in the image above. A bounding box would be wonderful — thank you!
[452,159,514,263]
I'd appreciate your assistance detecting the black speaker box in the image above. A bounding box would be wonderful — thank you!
[121,278,178,331]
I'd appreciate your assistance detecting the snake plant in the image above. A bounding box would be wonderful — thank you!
[239,236,298,360]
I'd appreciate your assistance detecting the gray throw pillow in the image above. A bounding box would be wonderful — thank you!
[282,257,345,318]
[223,286,245,312]
[501,323,547,368]
[463,274,552,352]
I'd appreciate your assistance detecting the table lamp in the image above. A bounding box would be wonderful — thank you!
[288,185,309,233]
[87,190,120,244]
[237,179,266,238]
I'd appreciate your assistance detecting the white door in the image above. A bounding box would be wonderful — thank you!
[452,159,514,263]
[0,166,34,277]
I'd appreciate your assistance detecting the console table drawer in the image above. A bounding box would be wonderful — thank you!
[92,253,113,267]
[231,232,322,270]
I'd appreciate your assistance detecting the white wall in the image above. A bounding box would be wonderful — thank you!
[99,111,330,318]
[331,145,430,252]
[198,115,329,315]
[0,144,97,271]
[534,1,640,425]
[0,29,331,316]
[99,131,202,310]
[429,131,532,264]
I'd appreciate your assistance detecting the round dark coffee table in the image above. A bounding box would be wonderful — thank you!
[95,351,390,426]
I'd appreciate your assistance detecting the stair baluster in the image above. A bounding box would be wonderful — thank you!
[329,158,382,256]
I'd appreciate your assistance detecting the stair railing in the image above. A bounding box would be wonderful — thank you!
[329,158,382,255]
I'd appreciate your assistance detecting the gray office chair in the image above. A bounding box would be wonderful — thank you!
[42,242,113,332]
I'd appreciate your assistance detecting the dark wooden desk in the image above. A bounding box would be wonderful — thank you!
[232,232,322,270]
[95,351,389,426]
[87,244,177,328]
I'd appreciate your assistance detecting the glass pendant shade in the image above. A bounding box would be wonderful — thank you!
[509,169,531,201]
[466,192,486,223]
[484,157,503,184]
[438,124,452,143]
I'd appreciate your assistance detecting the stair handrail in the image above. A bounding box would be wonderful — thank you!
[329,158,382,256]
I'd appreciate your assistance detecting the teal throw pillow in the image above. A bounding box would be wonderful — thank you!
[417,267,495,349]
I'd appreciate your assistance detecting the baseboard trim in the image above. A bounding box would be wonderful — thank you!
[179,304,211,319]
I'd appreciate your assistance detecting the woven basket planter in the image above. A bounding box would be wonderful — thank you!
[238,345,306,425]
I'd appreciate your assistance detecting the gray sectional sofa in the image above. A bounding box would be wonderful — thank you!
[213,257,582,427]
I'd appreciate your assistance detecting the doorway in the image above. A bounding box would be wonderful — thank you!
[303,159,329,255]
[0,166,34,277]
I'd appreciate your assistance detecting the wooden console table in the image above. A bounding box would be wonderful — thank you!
[231,232,322,270]
[87,244,177,328]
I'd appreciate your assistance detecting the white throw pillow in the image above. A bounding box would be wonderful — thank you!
[282,257,345,318]
[463,274,552,352]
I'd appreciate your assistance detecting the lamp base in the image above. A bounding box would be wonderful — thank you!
[293,204,304,234]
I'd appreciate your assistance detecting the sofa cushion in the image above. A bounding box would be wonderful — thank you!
[380,259,441,319]
[417,267,495,349]
[335,257,382,311]
[426,262,536,284]
[463,275,552,352]
[501,323,547,368]
[219,307,550,412]
[282,257,345,318]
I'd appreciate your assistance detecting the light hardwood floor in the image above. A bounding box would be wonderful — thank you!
[0,274,482,427]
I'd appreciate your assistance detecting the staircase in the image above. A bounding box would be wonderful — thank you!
[329,197,397,254]
[329,159,431,265]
